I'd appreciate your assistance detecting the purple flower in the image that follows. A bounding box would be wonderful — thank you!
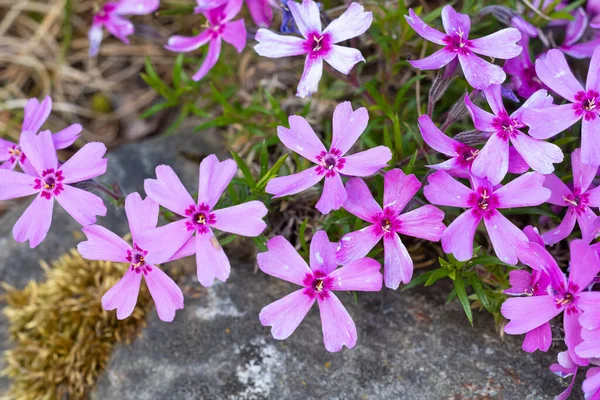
[137,154,268,287]
[265,102,392,214]
[590,0,600,28]
[522,48,600,166]
[196,0,272,27]
[88,0,160,57]
[503,37,548,99]
[78,193,184,322]
[541,149,600,245]
[254,1,372,98]
[404,5,522,90]
[583,367,600,399]
[423,170,550,264]
[258,231,382,352]
[576,295,600,360]
[336,169,445,289]
[165,0,246,81]
[464,84,562,185]
[559,8,600,59]
[0,97,81,174]
[550,351,579,400]
[0,131,107,248]
[502,239,600,366]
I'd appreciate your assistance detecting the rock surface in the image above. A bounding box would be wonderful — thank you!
[1,132,570,399]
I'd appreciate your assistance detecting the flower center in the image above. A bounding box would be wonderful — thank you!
[303,272,333,299]
[305,32,331,58]
[314,279,325,292]
[492,113,522,140]
[382,218,392,232]
[444,28,471,53]
[556,292,574,306]
[8,147,20,157]
[34,168,65,199]
[469,187,499,216]
[463,148,479,162]
[127,244,152,275]
[563,191,589,213]
[315,148,345,177]
[478,190,490,210]
[185,203,216,233]
[574,90,600,121]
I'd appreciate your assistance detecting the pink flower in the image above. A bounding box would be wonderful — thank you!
[258,231,382,352]
[165,0,246,81]
[196,0,272,27]
[404,5,522,89]
[550,351,579,400]
[464,84,562,185]
[503,37,548,99]
[559,8,600,59]
[78,193,184,322]
[0,97,81,174]
[541,149,600,245]
[336,169,445,289]
[265,102,392,214]
[423,170,550,264]
[502,239,600,366]
[583,367,600,399]
[88,0,160,57]
[0,131,107,248]
[137,154,268,287]
[522,48,600,166]
[254,1,372,98]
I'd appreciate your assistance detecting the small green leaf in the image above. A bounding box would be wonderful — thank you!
[299,218,309,254]
[470,275,491,311]
[424,268,450,286]
[230,151,256,188]
[401,270,435,291]
[256,154,288,192]
[403,149,418,174]
[454,277,473,325]
[259,140,269,178]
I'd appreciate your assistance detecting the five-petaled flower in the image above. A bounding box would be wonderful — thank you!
[88,0,160,57]
[0,131,107,248]
[404,5,522,89]
[254,0,372,97]
[78,193,184,322]
[258,231,382,352]
[137,154,268,287]
[503,36,547,99]
[336,169,446,289]
[265,102,391,214]
[423,170,550,264]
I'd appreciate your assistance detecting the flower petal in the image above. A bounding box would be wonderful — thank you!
[287,0,321,39]
[502,295,563,335]
[192,37,222,81]
[78,225,130,262]
[494,172,550,208]
[144,165,195,216]
[296,55,323,98]
[265,166,323,198]
[522,322,552,353]
[404,8,447,45]
[13,194,54,248]
[397,205,446,242]
[507,146,531,174]
[418,114,461,156]
[341,146,392,177]
[318,293,357,352]
[505,270,534,295]
[542,208,577,246]
[383,168,421,216]
[535,49,584,102]
[383,232,413,288]
[510,132,563,175]
[195,230,231,286]
[309,230,338,275]
[104,15,134,43]
[221,19,246,53]
[471,133,509,185]
[102,268,142,320]
[254,29,307,57]
[343,177,381,222]
[423,170,472,208]
[469,28,522,59]
[582,367,600,399]
[88,24,103,57]
[245,0,272,27]
[408,47,457,70]
[568,239,600,290]
[458,51,506,90]
[258,235,311,285]
[441,5,471,37]
[212,201,267,237]
[55,185,106,226]
[587,46,600,92]
[522,104,581,140]
[441,209,481,261]
[165,31,211,52]
[330,102,369,156]
[564,311,588,367]
[329,257,382,291]
[113,0,160,15]
[543,173,573,206]
[323,46,365,76]
[19,130,57,175]
[518,242,565,288]
[464,92,497,132]
[278,115,326,163]
[315,173,347,214]
[59,142,107,184]
[137,219,194,264]
[0,169,37,200]
[572,148,597,193]
[484,210,528,265]
[511,88,554,122]
[336,225,382,266]
[581,117,600,167]
[145,266,184,322]
[125,192,159,243]
[323,2,372,43]
[22,96,51,134]
[259,289,315,340]
[52,124,82,149]
[198,154,237,209]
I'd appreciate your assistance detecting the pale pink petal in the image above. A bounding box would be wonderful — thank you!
[588,186,600,208]
[59,142,107,183]
[144,165,195,216]
[13,194,54,248]
[579,291,600,330]
[323,45,364,75]
[522,323,552,353]
[484,210,528,265]
[464,93,497,132]
[581,117,600,167]
[418,114,461,156]
[577,328,600,359]
[582,368,600,400]
[265,166,324,198]
[397,205,446,241]
[544,173,573,206]
[102,268,142,320]
[166,236,196,262]
[564,311,588,367]
[330,102,368,156]
[523,225,545,246]
[297,55,323,98]
[198,154,237,209]
[113,0,159,15]
[341,146,392,177]
[342,178,381,222]
[542,208,577,246]
[577,206,599,243]
[423,170,472,208]
[219,0,244,22]
[195,230,231,286]
[309,230,338,275]
[458,51,506,90]
[0,170,37,200]
[494,172,550,208]
[78,225,130,262]
[568,239,600,290]
[287,0,321,38]
[471,133,509,185]
[52,124,82,149]
[482,85,505,116]
[511,89,554,122]
[192,38,222,81]
[125,192,159,243]
[221,19,246,53]
[404,8,447,45]
[245,0,272,27]
[507,146,531,174]
[0,138,14,161]
[55,185,106,226]
[22,96,51,133]
[323,3,372,43]
[259,289,315,340]
[562,8,588,47]
[20,158,41,176]
[469,28,522,59]
[510,132,563,175]
[137,220,194,265]
[535,49,584,102]
[278,115,326,163]
[254,29,307,57]
[572,148,597,192]
[441,5,470,37]
[505,270,533,295]
[165,31,211,52]
[257,236,311,285]
[587,46,600,92]
[318,293,357,352]
[522,104,581,140]
[441,209,481,261]
[383,168,421,215]
[517,242,566,288]
[329,257,382,291]
[384,232,413,288]
[212,201,267,237]
[336,225,382,265]
[19,130,57,175]
[104,15,134,43]
[88,24,103,57]
[408,47,457,70]
[502,295,563,334]
[144,266,184,322]
[315,173,347,214]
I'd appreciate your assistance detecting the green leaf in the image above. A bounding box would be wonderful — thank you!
[424,268,450,286]
[468,256,509,267]
[256,154,288,192]
[470,275,491,311]
[259,140,269,179]
[454,277,473,325]
[299,218,309,254]
[230,151,256,188]
[401,270,435,291]
[219,235,237,246]
[172,54,184,89]
[402,149,419,174]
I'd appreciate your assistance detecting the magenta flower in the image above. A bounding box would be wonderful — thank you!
[254,1,372,98]
[576,293,600,360]
[0,131,107,248]
[541,149,600,245]
[258,230,382,352]
[196,0,272,27]
[550,351,579,400]
[502,239,600,366]
[583,367,600,399]
[265,102,391,214]
[522,48,600,166]
[165,0,246,81]
[336,169,445,289]
[423,170,550,264]
[137,154,268,287]
[559,8,600,59]
[88,0,160,57]
[404,5,522,90]
[503,37,547,99]
[78,193,184,322]
[464,84,562,185]
[0,97,81,174]
[590,0,600,28]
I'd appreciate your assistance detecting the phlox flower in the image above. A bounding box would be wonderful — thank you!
[583,367,600,399]
[254,0,372,98]
[423,170,550,264]
[78,193,184,322]
[165,0,247,81]
[550,351,579,400]
[558,8,600,59]
[137,154,268,287]
[336,169,445,289]
[258,230,382,352]
[89,0,160,57]
[265,102,391,214]
[502,239,600,366]
[0,131,107,248]
[464,84,562,185]
[590,0,600,28]
[522,47,600,166]
[196,0,272,27]
[404,5,522,89]
[541,149,600,245]
[0,97,81,174]
[503,37,548,99]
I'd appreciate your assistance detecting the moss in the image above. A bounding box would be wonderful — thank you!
[2,249,152,400]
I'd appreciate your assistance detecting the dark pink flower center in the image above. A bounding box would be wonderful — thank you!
[315,148,345,177]
[443,28,471,54]
[468,187,499,218]
[185,203,216,234]
[34,169,65,199]
[303,271,333,300]
[563,190,589,214]
[93,4,116,24]
[574,90,600,121]
[304,32,331,58]
[456,144,479,168]
[492,112,523,140]
[373,208,401,237]
[7,145,26,165]
[553,282,580,314]
[126,244,152,275]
